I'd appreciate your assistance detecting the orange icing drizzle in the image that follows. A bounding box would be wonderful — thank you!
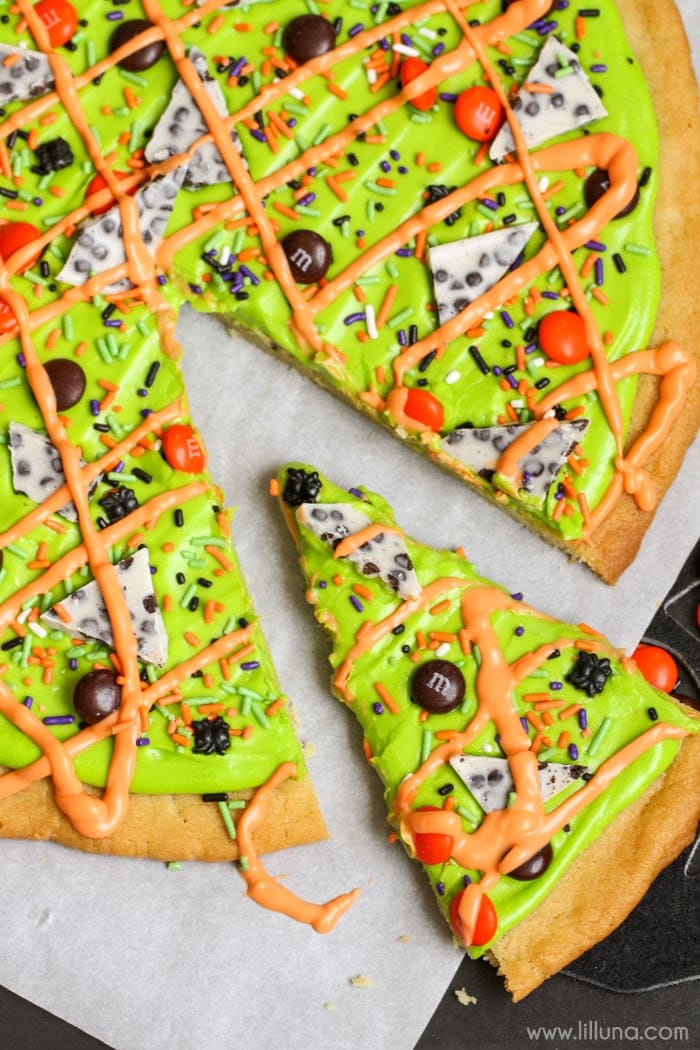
[333,522,402,560]
[236,761,360,932]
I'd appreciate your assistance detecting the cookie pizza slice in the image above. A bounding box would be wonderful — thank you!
[0,285,355,927]
[275,463,699,996]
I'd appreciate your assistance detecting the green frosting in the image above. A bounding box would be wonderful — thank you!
[279,462,696,951]
[0,0,666,798]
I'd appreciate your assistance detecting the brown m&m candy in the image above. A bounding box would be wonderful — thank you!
[44,358,86,410]
[282,15,336,64]
[110,20,164,72]
[410,659,465,714]
[584,168,640,218]
[282,230,333,284]
[73,669,122,725]
[507,842,554,881]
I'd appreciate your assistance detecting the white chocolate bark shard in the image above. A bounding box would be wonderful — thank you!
[442,419,589,501]
[449,754,589,813]
[428,224,538,325]
[41,547,168,666]
[8,421,99,522]
[58,168,186,291]
[144,46,244,188]
[0,44,54,104]
[489,37,607,162]
[296,502,420,600]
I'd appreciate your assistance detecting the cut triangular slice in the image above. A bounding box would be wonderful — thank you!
[428,224,537,326]
[490,37,607,162]
[276,462,699,999]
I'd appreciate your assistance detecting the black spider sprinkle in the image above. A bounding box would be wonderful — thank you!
[566,650,612,697]
[98,486,139,523]
[282,467,321,507]
[192,716,231,756]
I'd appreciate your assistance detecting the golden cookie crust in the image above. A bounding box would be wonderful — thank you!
[0,766,326,861]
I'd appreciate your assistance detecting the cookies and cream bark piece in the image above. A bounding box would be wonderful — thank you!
[276,463,699,997]
[489,37,608,161]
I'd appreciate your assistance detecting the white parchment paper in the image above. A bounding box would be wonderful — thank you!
[0,4,698,1048]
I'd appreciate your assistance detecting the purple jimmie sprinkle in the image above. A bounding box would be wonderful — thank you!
[103,319,122,328]
[515,626,525,636]
[348,22,364,36]
[590,64,607,73]
[568,743,579,761]
[380,160,391,173]
[136,737,150,747]
[500,310,514,329]
[401,32,413,46]
[68,659,77,671]
[433,42,446,57]
[511,592,523,601]
[44,715,75,726]
[241,661,260,671]
[520,716,529,733]
[16,352,26,368]
[373,702,384,715]
[23,695,33,708]
[344,311,366,326]
[480,197,499,211]
[594,257,604,286]
[506,373,518,389]
[318,580,327,589]
[250,129,266,143]
[90,398,100,416]
[541,290,560,300]
[439,91,457,102]
[578,708,588,730]
[348,487,363,498]
[156,274,167,286]
[397,329,407,346]
[231,56,247,77]
[106,10,123,19]
[395,247,412,257]
[585,240,606,252]
[239,264,259,286]
[550,681,563,691]
[350,595,363,613]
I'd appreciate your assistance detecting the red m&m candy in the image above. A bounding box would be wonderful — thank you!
[454,86,504,142]
[412,807,453,865]
[34,0,78,48]
[163,424,206,474]
[403,388,444,431]
[538,310,590,365]
[0,301,16,334]
[449,889,498,947]
[400,57,436,112]
[632,644,678,694]
[85,171,133,216]
[0,221,42,272]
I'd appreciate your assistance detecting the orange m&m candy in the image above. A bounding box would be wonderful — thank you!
[34,0,78,48]
[400,57,437,112]
[162,424,206,474]
[412,807,453,865]
[0,221,42,272]
[538,310,590,365]
[632,644,678,694]
[449,889,498,947]
[454,86,504,142]
[403,388,444,431]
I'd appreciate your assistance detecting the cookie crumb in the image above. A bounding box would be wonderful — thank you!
[454,988,477,1007]
[350,974,373,988]
[323,1002,335,1011]
[398,934,410,944]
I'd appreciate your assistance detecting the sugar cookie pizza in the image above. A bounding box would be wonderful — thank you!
[0,0,695,925]
[275,462,699,997]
